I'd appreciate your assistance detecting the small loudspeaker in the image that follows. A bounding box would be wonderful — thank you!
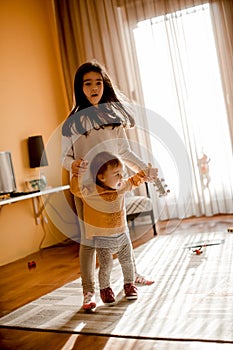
[28,136,48,168]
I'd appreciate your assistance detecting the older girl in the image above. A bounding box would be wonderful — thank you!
[62,60,157,311]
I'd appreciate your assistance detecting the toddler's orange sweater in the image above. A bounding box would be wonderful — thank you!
[70,170,147,238]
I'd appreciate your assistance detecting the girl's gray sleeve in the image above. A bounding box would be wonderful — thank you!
[61,135,74,172]
[117,127,147,171]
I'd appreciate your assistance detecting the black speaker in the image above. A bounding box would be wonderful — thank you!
[27,136,48,168]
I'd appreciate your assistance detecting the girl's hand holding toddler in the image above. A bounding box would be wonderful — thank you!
[72,159,88,176]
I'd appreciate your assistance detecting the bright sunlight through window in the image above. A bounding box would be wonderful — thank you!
[133,3,233,216]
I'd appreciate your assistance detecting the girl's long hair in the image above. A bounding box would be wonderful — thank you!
[62,60,135,137]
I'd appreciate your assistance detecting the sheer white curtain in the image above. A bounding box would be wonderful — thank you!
[123,3,233,220]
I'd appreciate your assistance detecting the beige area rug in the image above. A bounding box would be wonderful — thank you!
[1,231,233,343]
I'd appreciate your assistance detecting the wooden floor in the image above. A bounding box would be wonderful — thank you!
[0,214,232,350]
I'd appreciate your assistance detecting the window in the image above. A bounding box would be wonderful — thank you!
[133,3,233,217]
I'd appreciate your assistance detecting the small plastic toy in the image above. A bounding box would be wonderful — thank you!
[148,163,170,197]
[28,261,36,269]
[184,238,225,255]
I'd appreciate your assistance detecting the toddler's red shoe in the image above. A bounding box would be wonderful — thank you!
[100,287,115,305]
[124,283,138,300]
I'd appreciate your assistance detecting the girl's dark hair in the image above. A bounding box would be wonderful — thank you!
[62,60,135,137]
[90,152,122,184]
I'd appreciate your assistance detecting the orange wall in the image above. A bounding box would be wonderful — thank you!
[0,0,75,265]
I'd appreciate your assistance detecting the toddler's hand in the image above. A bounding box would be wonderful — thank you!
[147,163,158,182]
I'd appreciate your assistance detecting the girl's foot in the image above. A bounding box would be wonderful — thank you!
[135,273,154,285]
[82,292,96,311]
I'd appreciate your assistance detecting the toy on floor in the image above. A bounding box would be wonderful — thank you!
[184,238,225,255]
[28,261,36,269]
